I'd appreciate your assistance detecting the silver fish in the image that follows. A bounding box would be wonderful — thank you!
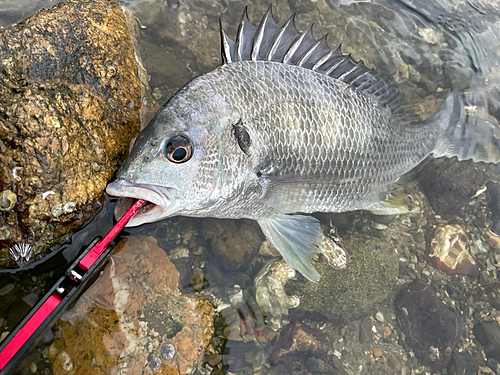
[107,7,499,281]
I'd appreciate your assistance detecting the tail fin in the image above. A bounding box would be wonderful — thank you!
[431,91,500,163]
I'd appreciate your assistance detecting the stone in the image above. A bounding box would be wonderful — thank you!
[373,347,383,358]
[286,232,399,321]
[49,235,214,375]
[486,181,500,235]
[269,322,332,369]
[473,320,500,362]
[383,326,392,338]
[416,158,493,218]
[426,224,478,276]
[0,0,158,268]
[395,280,465,371]
[448,351,480,375]
[254,259,299,332]
[201,219,264,272]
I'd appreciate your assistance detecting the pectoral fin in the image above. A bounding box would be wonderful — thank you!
[258,214,322,282]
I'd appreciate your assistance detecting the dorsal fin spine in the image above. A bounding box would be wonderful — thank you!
[266,14,297,61]
[251,5,275,61]
[283,23,314,64]
[312,48,336,71]
[219,20,234,64]
[298,35,326,67]
[325,54,350,75]
[219,6,401,112]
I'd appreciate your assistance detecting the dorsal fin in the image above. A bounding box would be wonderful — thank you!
[219,6,400,112]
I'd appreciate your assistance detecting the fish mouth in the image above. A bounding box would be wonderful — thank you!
[106,179,180,226]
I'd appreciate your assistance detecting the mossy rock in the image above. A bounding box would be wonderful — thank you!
[286,233,399,321]
[0,0,158,267]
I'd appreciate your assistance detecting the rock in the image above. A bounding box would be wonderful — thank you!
[286,233,399,321]
[0,0,158,268]
[373,347,383,358]
[395,280,465,371]
[48,235,214,375]
[416,158,493,218]
[448,351,480,375]
[269,322,333,370]
[473,320,500,362]
[486,181,500,235]
[254,259,299,332]
[201,219,264,272]
[426,224,478,276]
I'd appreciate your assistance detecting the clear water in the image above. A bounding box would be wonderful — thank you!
[2,0,500,374]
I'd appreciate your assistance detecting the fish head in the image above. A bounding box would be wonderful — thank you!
[106,82,239,226]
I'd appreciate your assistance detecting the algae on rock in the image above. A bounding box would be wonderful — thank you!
[286,233,399,321]
[0,0,158,267]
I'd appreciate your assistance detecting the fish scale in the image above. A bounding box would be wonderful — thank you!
[195,61,428,215]
[107,7,500,281]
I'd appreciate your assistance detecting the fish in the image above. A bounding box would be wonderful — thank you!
[106,7,500,282]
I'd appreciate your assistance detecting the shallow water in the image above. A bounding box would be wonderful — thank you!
[2,0,500,374]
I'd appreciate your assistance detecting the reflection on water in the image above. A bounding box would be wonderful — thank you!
[2,0,500,374]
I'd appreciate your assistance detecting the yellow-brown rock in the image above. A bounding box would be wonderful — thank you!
[0,0,158,267]
[49,235,215,375]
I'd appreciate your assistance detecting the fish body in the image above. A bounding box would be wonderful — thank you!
[107,8,499,281]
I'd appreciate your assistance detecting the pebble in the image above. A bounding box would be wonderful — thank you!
[0,283,15,296]
[373,347,383,357]
[205,353,221,367]
[169,247,189,259]
[375,312,384,322]
[383,326,392,338]
[0,331,9,341]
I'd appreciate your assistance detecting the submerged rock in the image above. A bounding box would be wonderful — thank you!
[0,0,158,267]
[395,280,465,371]
[202,219,264,272]
[49,235,214,375]
[416,157,493,217]
[255,259,299,332]
[286,232,399,322]
[426,224,478,276]
[473,320,500,362]
[269,321,334,372]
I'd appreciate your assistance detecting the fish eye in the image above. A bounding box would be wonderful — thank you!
[165,135,193,163]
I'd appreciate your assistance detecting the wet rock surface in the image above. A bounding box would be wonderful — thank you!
[0,0,157,268]
[395,280,465,371]
[48,235,215,375]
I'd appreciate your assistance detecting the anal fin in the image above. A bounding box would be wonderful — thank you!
[258,214,322,282]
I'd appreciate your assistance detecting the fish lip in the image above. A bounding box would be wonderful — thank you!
[106,179,180,226]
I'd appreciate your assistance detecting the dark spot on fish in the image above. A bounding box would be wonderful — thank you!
[256,171,262,178]
[232,120,251,155]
